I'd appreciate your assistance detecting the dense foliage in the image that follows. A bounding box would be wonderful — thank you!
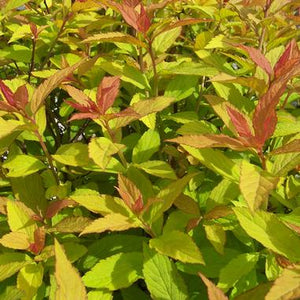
[0,0,300,299]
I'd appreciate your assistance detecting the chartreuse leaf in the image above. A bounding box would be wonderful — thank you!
[152,27,181,54]
[265,267,300,300]
[87,290,112,300]
[55,239,87,300]
[17,263,43,300]
[234,207,300,262]
[217,253,259,292]
[82,252,143,290]
[3,155,46,177]
[4,0,30,11]
[52,143,90,167]
[143,243,188,300]
[6,200,37,240]
[271,153,300,176]
[239,161,278,211]
[204,224,226,255]
[182,146,240,182]
[150,230,204,264]
[70,189,131,216]
[88,137,125,169]
[80,213,141,235]
[265,253,281,281]
[132,129,160,163]
[135,160,177,179]
[147,173,196,223]
[164,75,198,101]
[0,253,32,281]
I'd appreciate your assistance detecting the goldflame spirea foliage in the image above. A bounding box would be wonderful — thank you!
[0,0,300,299]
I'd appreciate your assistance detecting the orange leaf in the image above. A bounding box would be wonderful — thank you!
[167,134,248,151]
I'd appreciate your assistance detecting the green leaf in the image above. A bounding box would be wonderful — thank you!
[17,263,44,300]
[150,230,204,264]
[3,155,46,177]
[265,253,281,281]
[204,224,226,255]
[82,252,143,290]
[164,75,198,101]
[55,239,87,300]
[4,0,30,11]
[52,143,90,167]
[79,234,147,270]
[234,207,300,262]
[121,284,151,300]
[50,216,92,233]
[132,129,160,163]
[80,213,140,235]
[182,146,240,182]
[143,243,188,300]
[0,253,32,282]
[239,161,278,211]
[153,27,181,54]
[271,153,300,176]
[217,253,259,292]
[135,160,177,179]
[88,137,125,169]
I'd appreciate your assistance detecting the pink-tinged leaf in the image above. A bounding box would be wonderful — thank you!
[274,39,300,79]
[13,85,29,111]
[64,85,95,108]
[226,106,253,138]
[271,139,300,155]
[198,272,229,300]
[97,76,120,114]
[45,199,77,219]
[68,112,100,121]
[239,45,273,77]
[124,0,140,7]
[117,174,143,213]
[0,101,17,112]
[0,80,15,106]
[167,134,248,151]
[117,2,139,31]
[137,5,151,33]
[30,23,38,39]
[252,60,300,146]
[29,227,45,254]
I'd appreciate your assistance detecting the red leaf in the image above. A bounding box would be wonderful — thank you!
[274,39,300,79]
[13,85,29,111]
[97,76,120,114]
[226,106,253,138]
[117,2,139,31]
[137,5,151,33]
[29,227,46,254]
[30,23,38,39]
[0,80,15,106]
[0,101,17,112]
[124,0,140,7]
[252,59,300,146]
[239,45,273,78]
[45,199,76,219]
[68,112,100,121]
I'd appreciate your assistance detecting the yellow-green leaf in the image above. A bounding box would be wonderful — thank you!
[80,213,140,235]
[150,230,204,264]
[3,155,46,177]
[83,252,143,290]
[17,263,44,300]
[88,137,125,169]
[204,224,226,255]
[135,160,177,179]
[55,239,87,300]
[240,161,278,211]
[234,207,300,262]
[0,231,30,250]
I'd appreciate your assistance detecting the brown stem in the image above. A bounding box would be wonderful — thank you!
[258,1,270,52]
[258,148,266,170]
[28,38,36,82]
[147,39,158,97]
